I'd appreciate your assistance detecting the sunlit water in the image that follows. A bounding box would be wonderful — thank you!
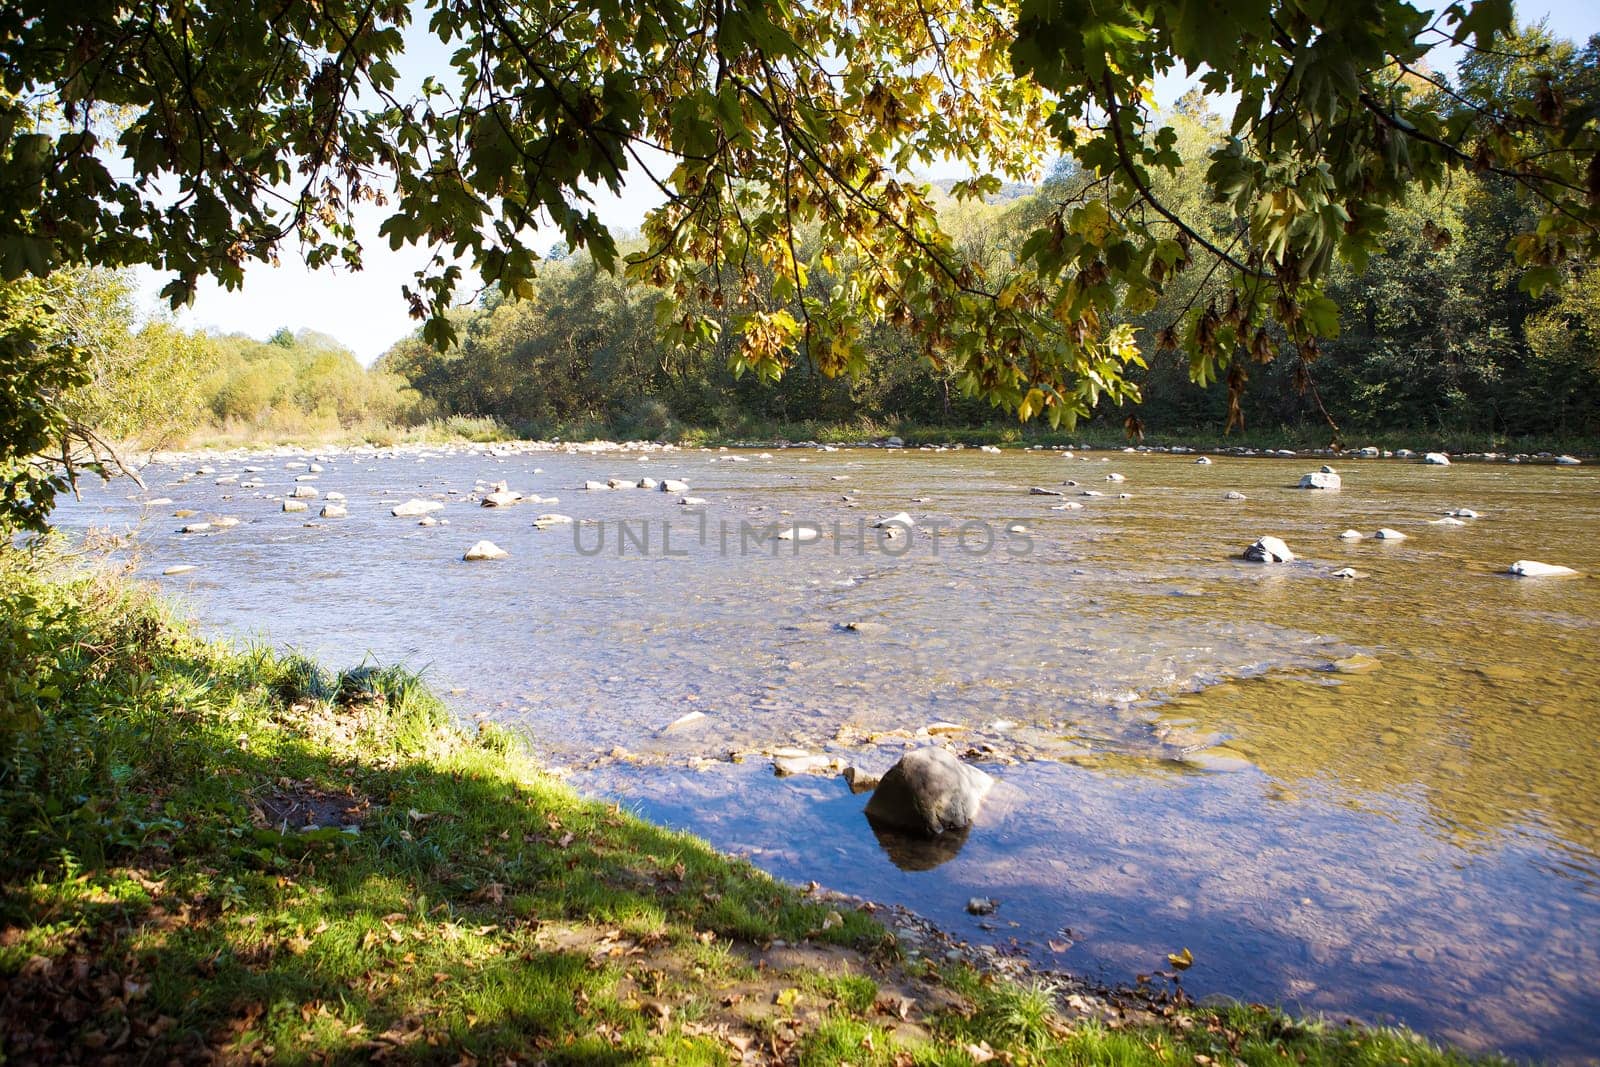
[56,444,1600,1063]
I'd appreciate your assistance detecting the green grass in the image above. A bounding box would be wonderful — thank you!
[0,545,1504,1064]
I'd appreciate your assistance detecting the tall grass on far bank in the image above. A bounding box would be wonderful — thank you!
[0,545,1496,1065]
[165,413,516,452]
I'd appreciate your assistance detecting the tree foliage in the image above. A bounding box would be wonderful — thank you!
[378,143,1600,443]
[5,0,1596,411]
[199,328,424,431]
[0,278,93,533]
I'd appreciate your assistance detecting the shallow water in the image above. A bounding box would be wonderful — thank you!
[58,444,1600,1062]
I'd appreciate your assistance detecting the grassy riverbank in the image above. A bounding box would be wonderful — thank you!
[1,547,1492,1065]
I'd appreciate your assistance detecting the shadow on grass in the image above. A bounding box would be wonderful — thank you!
[0,625,883,1064]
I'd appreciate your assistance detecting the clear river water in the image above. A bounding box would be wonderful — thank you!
[56,443,1600,1063]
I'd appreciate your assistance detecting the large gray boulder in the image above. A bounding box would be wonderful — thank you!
[864,748,994,836]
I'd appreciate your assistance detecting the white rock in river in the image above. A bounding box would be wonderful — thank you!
[1447,508,1479,519]
[532,514,573,528]
[179,522,211,533]
[482,490,523,507]
[1374,528,1407,540]
[1507,560,1579,577]
[583,480,611,491]
[1298,470,1342,490]
[1008,524,1028,534]
[1049,502,1083,511]
[864,748,995,835]
[1555,455,1581,465]
[320,503,348,519]
[162,564,198,576]
[659,479,691,493]
[662,710,707,733]
[213,517,240,528]
[290,485,320,499]
[842,765,881,794]
[462,540,508,561]
[1430,517,1466,526]
[773,753,835,777]
[1423,452,1451,466]
[391,498,443,517]
[1339,529,1364,541]
[637,477,659,490]
[679,496,706,506]
[1330,567,1360,579]
[1196,456,1213,464]
[1105,472,1126,482]
[418,516,438,527]
[776,525,820,541]
[1029,486,1063,496]
[1243,535,1295,563]
[871,511,914,530]
[325,491,345,501]
[283,499,308,513]
[1224,490,1247,500]
[605,477,633,489]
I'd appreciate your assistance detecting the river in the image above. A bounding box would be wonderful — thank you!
[56,442,1600,1063]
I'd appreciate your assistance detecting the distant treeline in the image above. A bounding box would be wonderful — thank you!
[4,268,432,447]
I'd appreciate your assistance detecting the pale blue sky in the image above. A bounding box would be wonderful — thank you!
[139,1,1599,365]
